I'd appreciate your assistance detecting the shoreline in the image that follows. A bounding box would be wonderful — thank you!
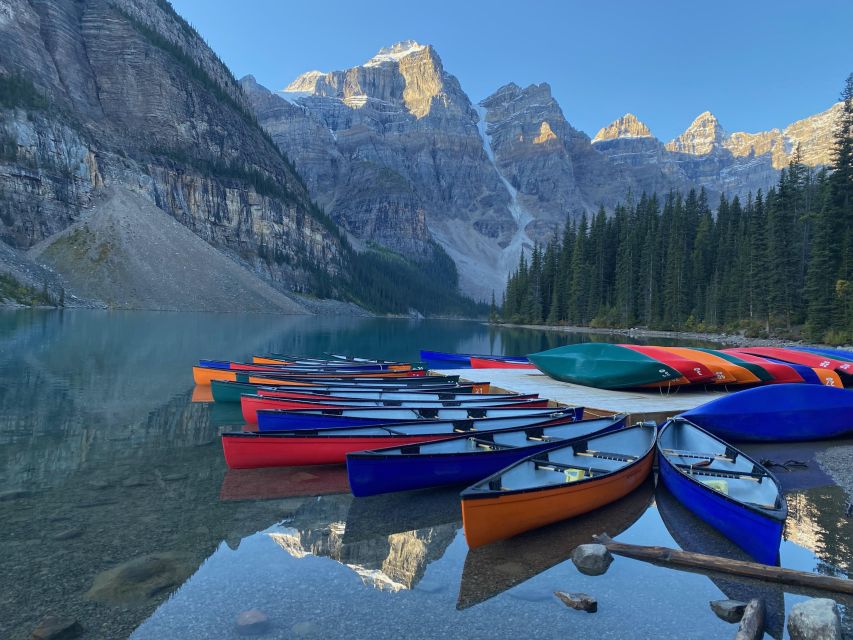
[490,322,849,350]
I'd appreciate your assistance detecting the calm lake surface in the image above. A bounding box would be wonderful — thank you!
[1,311,850,639]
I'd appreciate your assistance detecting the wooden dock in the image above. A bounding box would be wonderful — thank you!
[439,368,725,423]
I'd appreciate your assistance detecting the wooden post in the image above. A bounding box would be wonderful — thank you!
[593,534,853,596]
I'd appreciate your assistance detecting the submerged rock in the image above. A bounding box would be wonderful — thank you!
[571,544,613,576]
[85,552,194,605]
[710,599,747,623]
[787,599,842,640]
[30,616,82,639]
[734,599,765,640]
[554,591,597,613]
[50,527,84,541]
[236,609,270,635]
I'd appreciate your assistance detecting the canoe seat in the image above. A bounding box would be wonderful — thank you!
[532,458,611,476]
[673,463,765,482]
[399,444,421,454]
[576,449,638,463]
[663,447,737,463]
[469,436,513,451]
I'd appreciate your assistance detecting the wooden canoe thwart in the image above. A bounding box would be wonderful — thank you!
[461,424,657,548]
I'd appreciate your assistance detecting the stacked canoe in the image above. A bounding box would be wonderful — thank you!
[193,350,851,565]
[528,343,852,390]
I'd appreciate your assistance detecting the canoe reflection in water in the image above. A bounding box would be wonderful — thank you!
[219,465,351,501]
[263,488,461,592]
[656,483,786,639]
[456,478,654,610]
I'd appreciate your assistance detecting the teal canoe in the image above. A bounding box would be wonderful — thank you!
[528,343,683,389]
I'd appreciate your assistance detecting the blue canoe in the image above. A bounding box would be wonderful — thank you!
[681,383,853,442]
[657,418,787,565]
[257,405,584,432]
[346,414,626,496]
[420,350,530,370]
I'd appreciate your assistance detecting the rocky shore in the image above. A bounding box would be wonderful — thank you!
[492,322,851,350]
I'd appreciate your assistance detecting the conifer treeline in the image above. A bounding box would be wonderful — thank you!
[499,75,853,345]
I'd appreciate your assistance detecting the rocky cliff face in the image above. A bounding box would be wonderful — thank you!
[0,0,343,304]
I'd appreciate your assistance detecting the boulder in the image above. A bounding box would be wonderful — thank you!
[31,616,82,640]
[85,552,195,605]
[710,599,748,623]
[787,599,842,640]
[554,591,597,613]
[571,544,613,576]
[236,609,270,636]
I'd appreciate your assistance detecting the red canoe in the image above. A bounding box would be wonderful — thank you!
[734,347,852,377]
[618,345,716,384]
[222,431,453,468]
[469,357,536,370]
[720,351,804,384]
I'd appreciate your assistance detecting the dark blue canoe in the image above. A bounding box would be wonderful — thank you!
[419,350,529,370]
[657,418,787,565]
[256,404,581,432]
[346,414,626,496]
[681,384,853,442]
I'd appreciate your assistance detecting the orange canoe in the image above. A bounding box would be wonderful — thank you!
[461,424,656,548]
[654,347,754,384]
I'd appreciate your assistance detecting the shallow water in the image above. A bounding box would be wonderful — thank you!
[1,310,850,639]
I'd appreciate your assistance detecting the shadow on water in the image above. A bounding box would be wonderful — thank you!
[456,477,654,610]
[219,465,351,501]
[656,482,787,639]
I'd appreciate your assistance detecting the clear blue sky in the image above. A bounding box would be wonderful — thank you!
[171,0,852,141]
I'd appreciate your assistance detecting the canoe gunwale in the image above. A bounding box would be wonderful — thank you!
[460,424,657,500]
[346,414,625,461]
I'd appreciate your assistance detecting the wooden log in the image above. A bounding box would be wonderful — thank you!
[592,533,853,596]
[734,599,764,640]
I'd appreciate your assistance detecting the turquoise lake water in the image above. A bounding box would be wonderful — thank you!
[0,311,850,639]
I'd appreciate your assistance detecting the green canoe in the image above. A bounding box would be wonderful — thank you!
[528,343,683,389]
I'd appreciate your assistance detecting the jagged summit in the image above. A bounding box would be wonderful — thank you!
[283,70,327,93]
[592,113,653,143]
[364,40,429,67]
[666,111,725,155]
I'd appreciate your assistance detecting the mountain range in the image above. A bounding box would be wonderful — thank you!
[0,4,841,308]
[242,40,841,299]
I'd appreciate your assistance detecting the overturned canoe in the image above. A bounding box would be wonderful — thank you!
[618,345,715,384]
[221,408,583,468]
[241,394,546,424]
[346,414,626,497]
[655,347,756,384]
[735,347,852,380]
[657,417,786,565]
[256,402,561,432]
[681,383,853,442]
[528,343,683,389]
[719,351,805,384]
[461,424,657,548]
[469,357,536,370]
